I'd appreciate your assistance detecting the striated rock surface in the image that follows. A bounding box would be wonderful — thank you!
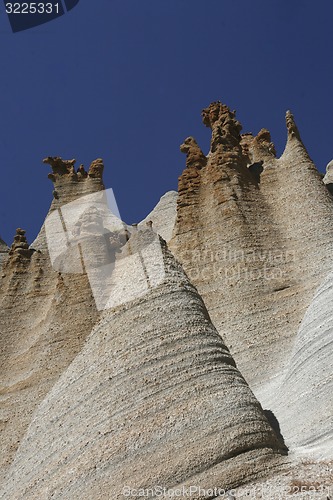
[1,231,286,499]
[138,190,178,242]
[170,103,333,393]
[0,259,98,484]
[262,270,333,459]
[0,158,106,483]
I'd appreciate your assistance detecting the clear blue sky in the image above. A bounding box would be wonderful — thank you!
[0,0,332,245]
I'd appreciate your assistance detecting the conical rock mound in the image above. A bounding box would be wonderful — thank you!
[1,231,285,499]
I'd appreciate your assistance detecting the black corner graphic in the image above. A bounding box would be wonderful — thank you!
[4,0,80,33]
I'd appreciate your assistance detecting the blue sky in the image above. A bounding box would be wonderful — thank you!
[0,0,332,245]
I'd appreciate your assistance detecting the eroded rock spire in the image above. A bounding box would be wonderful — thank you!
[31,156,106,251]
[241,129,276,165]
[281,110,313,164]
[285,110,302,142]
[43,157,77,182]
[6,228,34,267]
[202,101,243,153]
[88,158,104,179]
[9,228,32,256]
[180,136,207,169]
[44,157,104,183]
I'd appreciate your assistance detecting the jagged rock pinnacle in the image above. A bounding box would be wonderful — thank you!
[241,129,276,165]
[78,164,88,178]
[281,110,313,163]
[180,136,207,169]
[285,110,302,141]
[8,228,34,262]
[43,157,104,183]
[202,101,242,153]
[43,157,77,182]
[88,158,104,179]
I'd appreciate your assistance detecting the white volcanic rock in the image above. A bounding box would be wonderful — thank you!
[1,232,285,499]
[263,271,333,459]
[323,159,333,185]
[138,190,177,242]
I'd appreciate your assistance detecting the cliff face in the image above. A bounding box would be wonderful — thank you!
[170,103,333,391]
[0,103,332,498]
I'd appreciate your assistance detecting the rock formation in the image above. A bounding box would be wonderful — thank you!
[0,158,106,484]
[138,190,178,242]
[1,231,286,499]
[323,158,333,195]
[33,157,106,250]
[170,103,333,394]
[8,228,35,263]
[267,270,333,458]
[0,103,332,498]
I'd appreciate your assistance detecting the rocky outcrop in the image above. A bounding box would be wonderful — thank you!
[180,136,207,169]
[1,231,286,499]
[0,265,98,484]
[170,103,333,393]
[44,156,104,183]
[32,157,106,250]
[7,228,35,264]
[170,102,283,386]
